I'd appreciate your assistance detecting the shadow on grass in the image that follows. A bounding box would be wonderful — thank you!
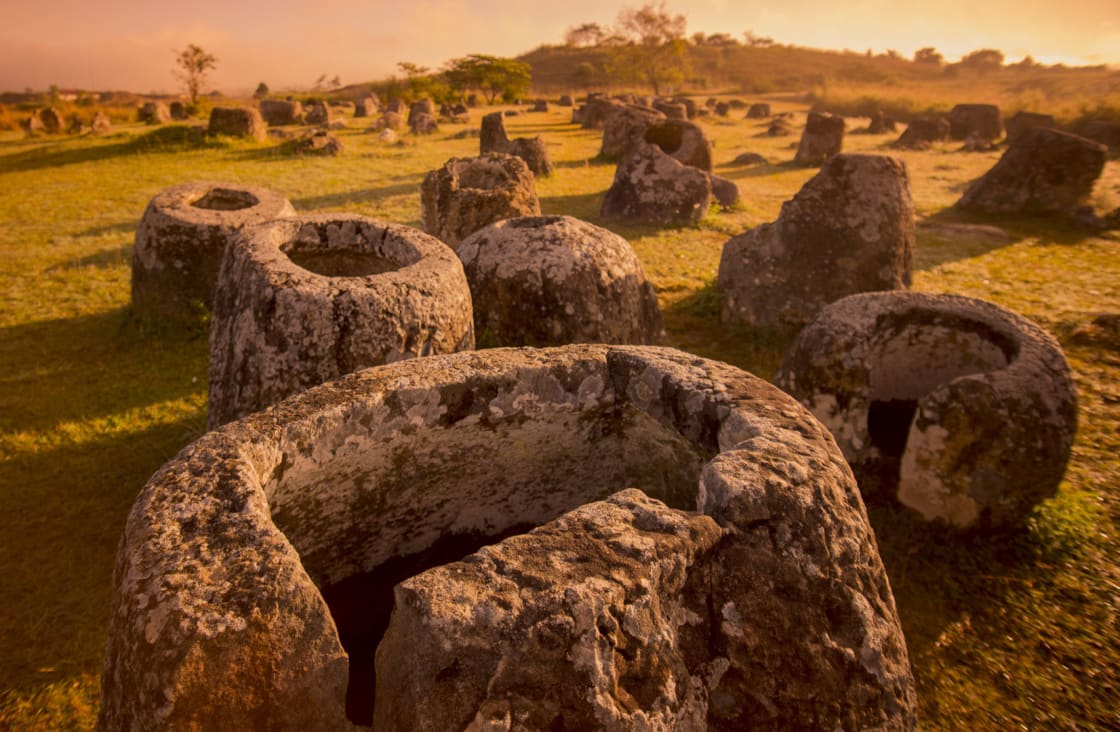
[45,243,133,272]
[0,413,206,697]
[0,306,207,435]
[78,221,137,238]
[292,182,421,211]
[660,280,792,378]
[0,126,227,174]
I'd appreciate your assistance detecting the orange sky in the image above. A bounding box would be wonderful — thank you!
[2,1,1117,93]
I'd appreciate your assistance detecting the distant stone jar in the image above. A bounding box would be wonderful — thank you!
[208,107,267,140]
[420,153,541,248]
[131,181,296,320]
[794,112,845,165]
[456,216,662,346]
[600,140,712,226]
[775,292,1078,530]
[957,128,1107,214]
[207,214,474,427]
[101,344,917,731]
[719,153,913,330]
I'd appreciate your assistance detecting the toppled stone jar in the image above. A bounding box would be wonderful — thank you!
[207,214,474,427]
[775,292,1078,530]
[131,181,296,320]
[102,345,917,730]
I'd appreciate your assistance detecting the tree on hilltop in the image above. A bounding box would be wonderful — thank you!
[913,47,944,65]
[607,2,689,95]
[959,48,1005,72]
[253,82,270,99]
[174,44,217,106]
[565,22,607,47]
[444,55,531,104]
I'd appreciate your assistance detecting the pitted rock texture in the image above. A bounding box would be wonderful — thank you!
[892,116,949,150]
[577,96,625,129]
[775,292,1078,530]
[456,216,663,346]
[138,101,170,125]
[654,100,688,120]
[101,345,916,731]
[600,140,712,226]
[207,214,474,427]
[948,104,1002,141]
[260,99,304,125]
[407,99,436,126]
[420,153,541,248]
[409,112,438,135]
[131,181,296,320]
[795,112,845,165]
[719,153,914,329]
[600,104,667,160]
[641,118,713,172]
[1004,111,1055,144]
[354,96,378,118]
[480,112,554,176]
[305,102,332,126]
[710,175,741,208]
[208,107,267,140]
[746,102,771,118]
[957,127,1107,214]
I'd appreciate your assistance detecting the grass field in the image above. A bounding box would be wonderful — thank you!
[1,100,1118,729]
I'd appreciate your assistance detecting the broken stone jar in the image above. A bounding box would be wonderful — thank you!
[775,291,1078,530]
[102,345,916,730]
[207,214,474,427]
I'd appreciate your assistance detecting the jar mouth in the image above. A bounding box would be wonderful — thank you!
[190,187,259,211]
[283,248,401,277]
[278,220,421,277]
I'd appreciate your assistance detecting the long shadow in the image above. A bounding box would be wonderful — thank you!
[45,243,133,271]
[78,221,136,238]
[0,126,224,174]
[292,182,421,211]
[0,306,207,436]
[539,191,605,222]
[0,415,207,695]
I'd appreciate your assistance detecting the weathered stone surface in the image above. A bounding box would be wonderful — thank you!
[892,116,949,149]
[948,103,1002,141]
[91,111,112,135]
[746,102,771,118]
[714,101,730,117]
[377,128,397,143]
[385,98,406,114]
[767,116,795,136]
[531,99,549,112]
[38,106,63,133]
[578,96,625,129]
[304,102,332,126]
[775,292,1078,530]
[601,141,712,226]
[957,127,1106,214]
[102,345,916,731]
[208,107,267,140]
[867,110,898,134]
[260,99,304,126]
[671,96,698,119]
[480,111,553,176]
[719,153,913,329]
[1004,111,1055,144]
[377,110,403,130]
[293,130,343,156]
[600,104,666,160]
[137,101,170,125]
[131,181,296,321]
[641,118,713,172]
[169,101,189,120]
[207,214,474,427]
[407,99,436,127]
[710,174,741,208]
[730,151,767,166]
[457,215,663,346]
[409,112,438,135]
[1075,119,1120,155]
[420,153,541,247]
[795,111,845,165]
[653,100,688,120]
[354,96,378,118]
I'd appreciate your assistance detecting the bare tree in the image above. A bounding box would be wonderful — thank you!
[174,44,217,106]
[608,2,689,95]
[565,22,606,47]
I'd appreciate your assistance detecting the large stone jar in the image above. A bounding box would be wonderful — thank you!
[102,345,916,730]
[207,214,474,427]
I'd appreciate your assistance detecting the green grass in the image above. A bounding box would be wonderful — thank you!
[1,102,1117,730]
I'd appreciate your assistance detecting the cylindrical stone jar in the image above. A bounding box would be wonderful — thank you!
[103,345,916,731]
[131,181,296,320]
[207,214,474,427]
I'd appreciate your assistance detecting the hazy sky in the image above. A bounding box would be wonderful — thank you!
[2,0,1117,94]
